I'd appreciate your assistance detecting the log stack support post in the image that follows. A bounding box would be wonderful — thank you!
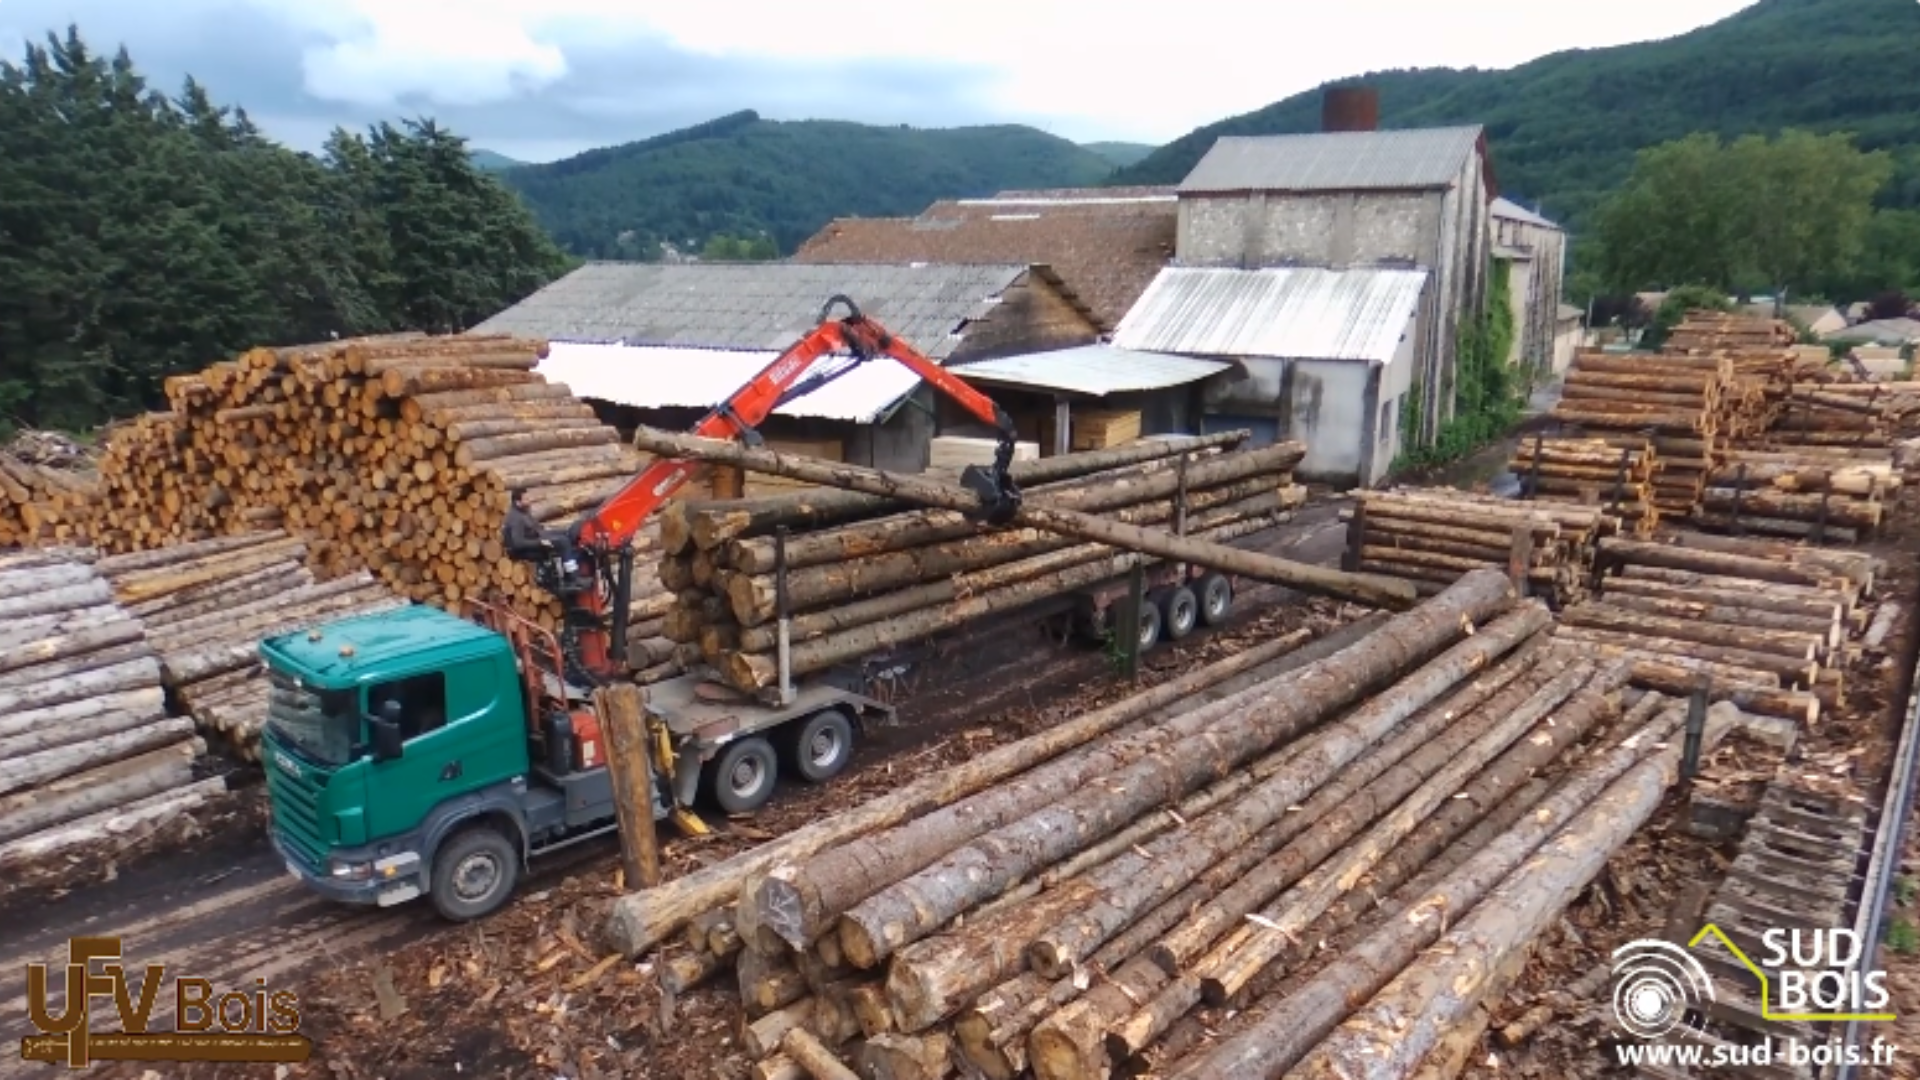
[1682,679,1710,782]
[1609,444,1632,516]
[1343,504,1367,574]
[1507,526,1533,597]
[1729,463,1748,537]
[775,527,794,706]
[1525,431,1545,500]
[1122,561,1145,683]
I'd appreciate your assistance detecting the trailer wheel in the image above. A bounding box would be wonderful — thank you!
[1161,585,1200,641]
[429,824,520,922]
[1132,598,1163,652]
[708,736,779,814]
[1196,572,1233,626]
[786,709,855,784]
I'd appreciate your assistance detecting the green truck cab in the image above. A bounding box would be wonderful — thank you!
[260,603,890,921]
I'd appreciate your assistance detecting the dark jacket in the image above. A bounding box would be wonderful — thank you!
[503,505,546,556]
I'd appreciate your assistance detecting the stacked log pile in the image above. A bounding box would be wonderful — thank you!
[1505,434,1660,534]
[66,333,672,638]
[1662,309,1797,352]
[0,433,102,546]
[597,569,1731,1080]
[92,532,409,761]
[0,549,224,873]
[1694,447,1896,543]
[655,434,1307,693]
[1548,350,1747,516]
[1558,532,1880,726]
[1760,382,1916,448]
[1341,487,1621,606]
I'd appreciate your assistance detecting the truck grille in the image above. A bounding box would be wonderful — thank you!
[262,730,330,871]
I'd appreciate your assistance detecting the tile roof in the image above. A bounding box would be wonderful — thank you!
[791,196,1176,331]
[472,261,1028,357]
[952,345,1230,397]
[1112,266,1428,363]
[1178,126,1485,195]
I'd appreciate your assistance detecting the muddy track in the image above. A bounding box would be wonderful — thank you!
[0,502,1350,1076]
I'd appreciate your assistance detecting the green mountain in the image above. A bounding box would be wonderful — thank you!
[1083,141,1156,168]
[500,110,1118,259]
[469,148,524,171]
[1113,0,1920,228]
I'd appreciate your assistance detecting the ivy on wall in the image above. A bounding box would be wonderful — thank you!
[1394,258,1521,469]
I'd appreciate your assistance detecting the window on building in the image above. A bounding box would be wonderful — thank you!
[1379,397,1397,445]
[367,672,447,742]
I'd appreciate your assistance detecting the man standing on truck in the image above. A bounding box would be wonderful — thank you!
[502,488,551,561]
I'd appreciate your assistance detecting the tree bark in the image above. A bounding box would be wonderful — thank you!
[0,739,201,844]
[724,444,1292,574]
[675,432,1251,551]
[780,1028,858,1080]
[0,578,113,620]
[1559,602,1824,661]
[1550,624,1815,685]
[0,687,166,742]
[865,579,1530,1031]
[1699,486,1880,528]
[630,427,1415,609]
[1601,570,1848,621]
[1164,702,1696,1080]
[856,1033,952,1080]
[749,622,1336,949]
[747,1000,817,1058]
[1620,658,1818,724]
[0,717,197,796]
[1594,592,1839,647]
[1288,711,1741,1079]
[600,619,1381,960]
[0,562,96,600]
[1597,538,1848,590]
[0,773,222,871]
[0,639,156,691]
[721,514,1280,689]
[0,697,170,760]
[0,657,164,716]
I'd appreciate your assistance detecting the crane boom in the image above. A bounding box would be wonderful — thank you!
[516,295,1022,683]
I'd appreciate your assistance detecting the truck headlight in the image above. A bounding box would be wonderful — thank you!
[329,858,372,880]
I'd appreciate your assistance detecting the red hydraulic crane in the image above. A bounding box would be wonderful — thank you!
[516,295,1023,683]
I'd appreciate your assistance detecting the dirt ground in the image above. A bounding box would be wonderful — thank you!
[0,503,1353,1080]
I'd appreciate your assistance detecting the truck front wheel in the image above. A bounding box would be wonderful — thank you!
[430,825,520,922]
[708,736,778,814]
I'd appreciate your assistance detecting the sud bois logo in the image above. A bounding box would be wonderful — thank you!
[1607,926,1899,1069]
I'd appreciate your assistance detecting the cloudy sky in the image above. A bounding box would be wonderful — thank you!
[0,0,1757,163]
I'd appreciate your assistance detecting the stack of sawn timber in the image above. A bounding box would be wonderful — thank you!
[1342,487,1619,607]
[656,433,1306,693]
[1557,532,1880,727]
[93,532,409,762]
[597,568,1735,1080]
[1505,435,1660,534]
[1549,349,1751,516]
[0,549,225,874]
[1694,446,1895,544]
[82,332,673,639]
[0,450,101,547]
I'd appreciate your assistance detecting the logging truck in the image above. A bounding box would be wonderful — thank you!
[260,297,1058,921]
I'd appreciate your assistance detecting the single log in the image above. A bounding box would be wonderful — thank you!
[1551,625,1814,685]
[749,623,1335,949]
[869,578,1530,1030]
[780,1029,858,1080]
[0,717,197,797]
[679,433,1251,550]
[1698,486,1879,528]
[660,950,726,995]
[1599,573,1845,622]
[1558,602,1823,661]
[1595,592,1839,647]
[1597,538,1844,589]
[1163,703,1697,1080]
[0,578,112,620]
[0,687,166,742]
[1689,514,1863,544]
[93,532,283,575]
[1288,707,1743,1079]
[753,1055,805,1080]
[0,696,170,760]
[629,427,1414,609]
[747,1000,817,1058]
[1621,660,1818,724]
[0,657,163,717]
[0,739,200,844]
[0,639,155,691]
[0,773,223,871]
[856,1033,952,1080]
[602,615,1379,959]
[0,562,96,600]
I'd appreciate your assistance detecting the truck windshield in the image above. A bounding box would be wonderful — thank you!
[265,667,360,766]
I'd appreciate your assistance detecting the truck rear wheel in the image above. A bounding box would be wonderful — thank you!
[708,735,778,814]
[1160,585,1199,640]
[785,709,855,784]
[1196,571,1233,626]
[430,824,520,922]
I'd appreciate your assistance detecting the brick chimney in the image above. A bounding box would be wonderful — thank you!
[1322,86,1379,133]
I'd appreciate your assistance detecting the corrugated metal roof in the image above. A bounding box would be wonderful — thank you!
[1178,127,1484,194]
[1112,266,1428,363]
[1492,197,1561,229]
[951,345,1230,397]
[536,342,925,423]
[472,261,1030,358]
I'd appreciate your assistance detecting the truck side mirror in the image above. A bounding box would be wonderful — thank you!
[370,718,404,762]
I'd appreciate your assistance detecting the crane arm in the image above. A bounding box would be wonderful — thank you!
[528,295,1021,684]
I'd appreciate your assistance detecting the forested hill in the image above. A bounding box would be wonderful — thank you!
[0,28,571,434]
[1112,0,1920,228]
[498,110,1117,259]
